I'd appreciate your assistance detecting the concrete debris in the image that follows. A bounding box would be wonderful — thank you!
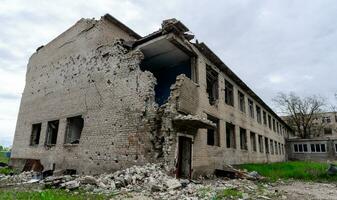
[0,163,280,199]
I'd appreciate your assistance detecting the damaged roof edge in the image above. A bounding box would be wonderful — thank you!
[194,42,292,131]
[103,14,142,40]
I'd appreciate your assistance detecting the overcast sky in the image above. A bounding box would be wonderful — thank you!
[0,0,336,146]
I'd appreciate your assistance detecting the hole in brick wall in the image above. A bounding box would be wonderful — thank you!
[115,160,118,163]
[107,80,111,84]
[111,142,114,145]
[97,163,100,166]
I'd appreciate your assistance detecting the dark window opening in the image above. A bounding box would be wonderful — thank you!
[250,132,257,152]
[65,116,84,144]
[270,139,274,154]
[311,144,315,152]
[207,115,219,146]
[321,144,326,152]
[324,128,332,135]
[303,144,308,152]
[30,123,41,146]
[294,144,298,152]
[263,111,267,126]
[45,120,59,146]
[268,115,272,129]
[275,141,278,154]
[225,80,234,106]
[265,137,269,153]
[226,122,236,148]
[258,135,263,153]
[248,99,254,118]
[206,66,218,105]
[240,127,247,150]
[272,119,276,132]
[256,106,261,124]
[238,91,245,112]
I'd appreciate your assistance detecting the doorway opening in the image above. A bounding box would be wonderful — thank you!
[177,136,192,178]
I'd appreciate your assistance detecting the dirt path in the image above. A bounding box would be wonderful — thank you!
[275,181,337,200]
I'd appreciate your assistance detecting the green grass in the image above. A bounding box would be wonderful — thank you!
[0,151,10,164]
[0,189,114,200]
[215,188,242,200]
[239,161,337,182]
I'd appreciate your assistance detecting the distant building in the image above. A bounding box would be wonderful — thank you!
[286,112,337,161]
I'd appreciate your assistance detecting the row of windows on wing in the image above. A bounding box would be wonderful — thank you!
[206,65,287,136]
[293,143,327,153]
[206,119,285,156]
[29,115,84,147]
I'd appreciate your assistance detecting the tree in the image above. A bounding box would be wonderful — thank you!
[273,92,326,139]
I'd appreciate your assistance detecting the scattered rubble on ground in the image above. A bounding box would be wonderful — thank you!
[0,163,283,199]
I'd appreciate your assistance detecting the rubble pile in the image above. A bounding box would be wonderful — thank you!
[0,164,282,199]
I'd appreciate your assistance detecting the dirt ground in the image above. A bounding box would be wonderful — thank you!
[275,181,337,200]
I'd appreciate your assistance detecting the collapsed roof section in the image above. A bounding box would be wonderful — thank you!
[109,14,291,130]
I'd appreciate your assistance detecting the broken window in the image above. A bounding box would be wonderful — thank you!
[206,66,218,105]
[250,132,257,152]
[248,99,254,118]
[226,122,236,149]
[256,106,261,124]
[272,119,276,132]
[263,111,267,126]
[225,80,234,106]
[258,135,263,153]
[65,116,84,144]
[207,115,220,146]
[30,123,41,146]
[45,120,59,146]
[238,91,245,112]
[324,128,332,135]
[265,137,269,154]
[274,141,278,154]
[268,115,272,130]
[240,127,247,150]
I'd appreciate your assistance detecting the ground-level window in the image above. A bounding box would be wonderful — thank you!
[265,137,269,154]
[207,115,220,146]
[258,135,263,153]
[30,123,42,146]
[274,141,278,155]
[310,143,326,153]
[335,143,337,153]
[45,120,59,146]
[278,143,282,155]
[240,127,248,150]
[270,139,274,154]
[293,143,308,153]
[65,116,84,144]
[250,132,257,152]
[226,122,236,149]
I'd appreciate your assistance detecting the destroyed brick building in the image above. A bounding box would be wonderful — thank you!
[10,14,292,178]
